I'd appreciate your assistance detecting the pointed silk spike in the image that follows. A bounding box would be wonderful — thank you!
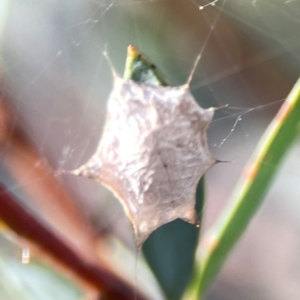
[103,50,120,79]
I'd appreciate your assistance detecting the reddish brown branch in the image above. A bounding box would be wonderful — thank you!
[0,183,145,300]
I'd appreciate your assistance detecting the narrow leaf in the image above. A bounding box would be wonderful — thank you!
[183,77,300,299]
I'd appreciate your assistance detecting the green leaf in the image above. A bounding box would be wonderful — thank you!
[123,45,168,86]
[183,77,300,300]
[123,45,206,299]
[143,180,205,300]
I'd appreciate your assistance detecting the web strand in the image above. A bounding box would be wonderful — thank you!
[186,0,227,85]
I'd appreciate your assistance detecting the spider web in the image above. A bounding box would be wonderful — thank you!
[1,0,300,299]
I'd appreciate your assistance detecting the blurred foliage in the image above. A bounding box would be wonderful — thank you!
[0,0,300,300]
[0,236,83,300]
